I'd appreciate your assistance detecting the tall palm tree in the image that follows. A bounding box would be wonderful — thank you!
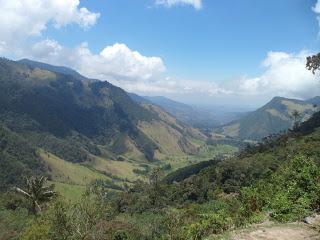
[14,176,55,214]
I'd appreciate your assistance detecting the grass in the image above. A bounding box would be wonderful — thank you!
[162,143,238,171]
[281,100,313,113]
[39,139,238,201]
[40,150,145,201]
[138,120,187,157]
[51,181,86,202]
[86,156,145,181]
[39,150,111,186]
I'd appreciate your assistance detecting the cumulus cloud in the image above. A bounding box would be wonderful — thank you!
[235,51,319,99]
[21,40,166,82]
[1,0,317,105]
[312,0,320,34]
[20,39,234,98]
[118,50,319,102]
[155,0,202,10]
[0,0,99,47]
[120,78,232,96]
[21,38,319,104]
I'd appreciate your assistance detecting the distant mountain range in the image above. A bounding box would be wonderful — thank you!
[218,96,320,140]
[129,94,246,129]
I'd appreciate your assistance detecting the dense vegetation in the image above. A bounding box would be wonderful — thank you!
[0,126,44,191]
[0,58,160,162]
[2,110,320,239]
[1,57,320,239]
[0,58,217,193]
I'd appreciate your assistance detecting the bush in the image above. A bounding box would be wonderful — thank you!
[20,220,51,240]
[267,155,320,222]
[183,210,233,240]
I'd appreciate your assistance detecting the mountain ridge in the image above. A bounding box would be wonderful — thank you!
[218,96,318,140]
[0,58,205,163]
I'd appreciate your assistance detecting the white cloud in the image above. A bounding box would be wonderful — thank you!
[1,0,316,106]
[21,40,166,82]
[0,0,99,47]
[236,51,319,99]
[20,39,233,98]
[21,39,319,104]
[313,0,320,14]
[155,0,202,10]
[312,0,320,31]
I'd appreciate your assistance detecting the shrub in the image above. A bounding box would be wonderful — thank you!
[183,210,233,240]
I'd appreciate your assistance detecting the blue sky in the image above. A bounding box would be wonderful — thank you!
[1,0,320,106]
[47,0,319,81]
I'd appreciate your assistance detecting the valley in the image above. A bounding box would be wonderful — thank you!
[2,1,320,239]
[0,58,318,202]
[0,58,239,201]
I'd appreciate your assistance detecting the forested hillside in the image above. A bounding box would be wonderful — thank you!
[2,106,320,239]
[0,58,239,195]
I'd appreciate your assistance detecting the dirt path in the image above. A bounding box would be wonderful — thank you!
[226,223,319,240]
[209,222,320,240]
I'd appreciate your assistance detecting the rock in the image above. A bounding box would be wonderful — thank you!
[304,217,315,225]
[304,215,320,225]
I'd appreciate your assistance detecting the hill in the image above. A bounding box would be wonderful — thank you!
[18,59,89,81]
[6,106,320,240]
[0,58,238,192]
[218,96,318,140]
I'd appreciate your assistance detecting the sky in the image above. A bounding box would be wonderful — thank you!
[1,0,320,107]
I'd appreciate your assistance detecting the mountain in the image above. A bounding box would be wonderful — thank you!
[0,58,211,190]
[134,95,221,129]
[18,59,89,81]
[218,96,318,140]
[13,107,320,240]
[306,96,320,105]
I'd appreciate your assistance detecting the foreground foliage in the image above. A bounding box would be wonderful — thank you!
[2,113,320,239]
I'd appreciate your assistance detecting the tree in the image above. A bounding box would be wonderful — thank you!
[148,167,165,206]
[312,104,320,114]
[291,110,301,129]
[14,176,55,214]
[306,53,320,74]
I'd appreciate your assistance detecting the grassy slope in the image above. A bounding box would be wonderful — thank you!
[39,137,238,200]
[137,103,235,170]
[138,120,187,157]
[40,150,112,201]
[85,155,146,182]
[51,182,85,202]
[40,150,111,186]
[161,138,238,170]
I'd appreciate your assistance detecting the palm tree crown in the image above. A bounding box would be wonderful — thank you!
[14,176,55,214]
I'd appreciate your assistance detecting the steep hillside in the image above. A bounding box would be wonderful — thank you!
[218,96,318,140]
[0,126,44,191]
[0,58,217,191]
[12,110,320,240]
[138,103,206,158]
[0,58,160,161]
